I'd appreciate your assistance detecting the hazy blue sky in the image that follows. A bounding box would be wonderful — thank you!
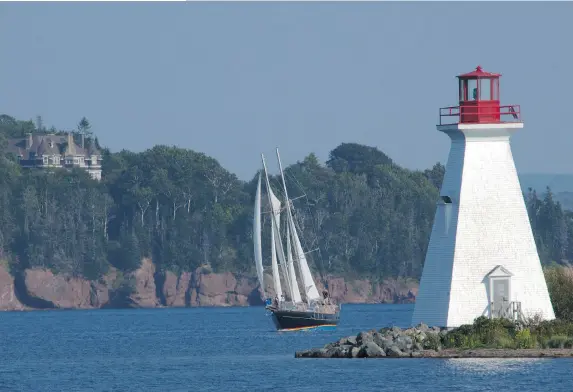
[1,2,571,180]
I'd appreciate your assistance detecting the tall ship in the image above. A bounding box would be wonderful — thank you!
[253,148,341,332]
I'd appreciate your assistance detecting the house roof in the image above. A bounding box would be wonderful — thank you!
[7,133,101,159]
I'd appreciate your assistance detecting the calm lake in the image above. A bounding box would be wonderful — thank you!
[0,304,571,391]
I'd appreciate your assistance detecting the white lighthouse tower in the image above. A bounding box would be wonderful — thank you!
[412,66,555,328]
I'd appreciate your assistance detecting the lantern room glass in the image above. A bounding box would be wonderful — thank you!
[459,77,500,102]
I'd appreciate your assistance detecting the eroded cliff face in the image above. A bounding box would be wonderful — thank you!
[316,276,418,304]
[0,258,418,311]
[0,263,27,310]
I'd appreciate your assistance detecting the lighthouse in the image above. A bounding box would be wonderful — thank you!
[411,66,555,328]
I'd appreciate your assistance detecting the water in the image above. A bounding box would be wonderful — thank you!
[0,304,571,391]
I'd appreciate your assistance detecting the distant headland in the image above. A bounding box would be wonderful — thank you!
[1,113,572,311]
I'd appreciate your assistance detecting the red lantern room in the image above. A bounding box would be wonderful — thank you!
[439,65,521,126]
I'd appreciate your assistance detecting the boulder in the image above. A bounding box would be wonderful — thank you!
[358,342,386,358]
[394,336,413,352]
[339,335,357,346]
[386,345,404,357]
[351,347,360,358]
[373,334,393,350]
[357,330,375,345]
[337,344,354,358]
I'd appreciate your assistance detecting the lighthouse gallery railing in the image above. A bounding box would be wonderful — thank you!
[439,104,522,126]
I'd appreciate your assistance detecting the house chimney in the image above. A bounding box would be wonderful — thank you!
[81,134,85,150]
[67,132,75,155]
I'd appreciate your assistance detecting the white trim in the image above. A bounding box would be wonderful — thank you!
[437,122,524,132]
[486,265,513,278]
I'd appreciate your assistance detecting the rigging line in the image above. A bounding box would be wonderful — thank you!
[286,171,321,247]
[284,167,307,198]
[284,168,329,287]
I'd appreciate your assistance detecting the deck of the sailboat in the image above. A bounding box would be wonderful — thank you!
[267,302,340,314]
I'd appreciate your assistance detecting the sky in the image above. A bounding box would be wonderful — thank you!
[0,2,572,181]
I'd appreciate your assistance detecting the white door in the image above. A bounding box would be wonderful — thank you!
[492,278,510,317]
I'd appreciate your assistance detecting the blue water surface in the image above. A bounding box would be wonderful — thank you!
[0,304,571,391]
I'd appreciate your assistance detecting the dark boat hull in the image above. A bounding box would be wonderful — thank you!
[269,308,340,332]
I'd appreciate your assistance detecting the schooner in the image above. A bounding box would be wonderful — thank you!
[253,148,341,331]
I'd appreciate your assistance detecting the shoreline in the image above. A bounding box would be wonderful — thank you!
[295,348,573,359]
[0,301,401,313]
[294,323,573,359]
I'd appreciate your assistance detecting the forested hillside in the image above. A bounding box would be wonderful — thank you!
[1,114,572,286]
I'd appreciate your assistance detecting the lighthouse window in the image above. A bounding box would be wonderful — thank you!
[479,79,491,100]
[441,196,453,204]
[467,79,478,101]
[492,78,499,100]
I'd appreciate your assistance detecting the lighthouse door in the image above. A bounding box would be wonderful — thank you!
[492,278,510,318]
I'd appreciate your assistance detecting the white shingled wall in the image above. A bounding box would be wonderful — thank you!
[412,123,555,328]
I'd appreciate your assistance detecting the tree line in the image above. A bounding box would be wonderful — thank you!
[1,114,572,283]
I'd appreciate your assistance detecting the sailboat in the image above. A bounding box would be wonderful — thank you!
[253,148,341,332]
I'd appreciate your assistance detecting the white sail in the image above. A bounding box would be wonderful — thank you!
[253,172,265,297]
[262,153,297,302]
[275,148,321,302]
[287,211,320,301]
[268,186,283,299]
[286,223,302,303]
[268,180,297,301]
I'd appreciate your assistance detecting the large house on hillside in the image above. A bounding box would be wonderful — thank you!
[7,133,103,180]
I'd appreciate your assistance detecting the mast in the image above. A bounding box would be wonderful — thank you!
[261,153,293,302]
[275,148,320,303]
[286,222,302,303]
[253,172,265,297]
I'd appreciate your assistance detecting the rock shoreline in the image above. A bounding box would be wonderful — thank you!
[294,324,573,359]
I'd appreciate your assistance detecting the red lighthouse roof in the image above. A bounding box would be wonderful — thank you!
[457,65,501,79]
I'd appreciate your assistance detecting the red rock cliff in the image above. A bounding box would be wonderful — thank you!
[0,259,418,311]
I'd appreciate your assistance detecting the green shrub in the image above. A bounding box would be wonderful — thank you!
[423,333,442,351]
[443,317,516,349]
[441,316,573,350]
[515,329,535,349]
[544,266,573,322]
[546,335,569,349]
[531,319,573,345]
[493,336,516,349]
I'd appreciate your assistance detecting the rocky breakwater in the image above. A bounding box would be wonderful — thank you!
[296,324,446,358]
[295,324,573,359]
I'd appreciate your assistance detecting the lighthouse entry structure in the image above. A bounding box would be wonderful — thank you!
[411,66,555,328]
